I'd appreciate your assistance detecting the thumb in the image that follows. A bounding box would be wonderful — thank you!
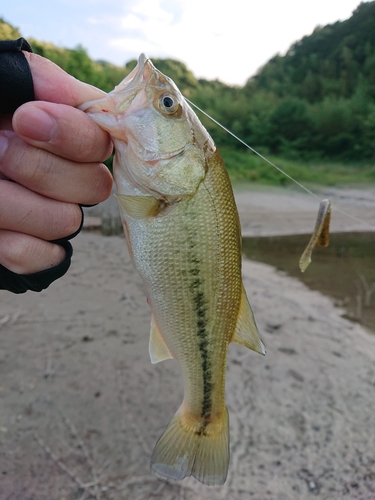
[23,51,106,107]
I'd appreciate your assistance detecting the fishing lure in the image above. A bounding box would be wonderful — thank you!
[299,199,332,272]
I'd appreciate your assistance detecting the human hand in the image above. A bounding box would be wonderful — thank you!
[0,52,113,276]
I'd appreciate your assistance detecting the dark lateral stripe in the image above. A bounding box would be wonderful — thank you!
[187,251,213,426]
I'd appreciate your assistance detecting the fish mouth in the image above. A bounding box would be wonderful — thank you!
[113,53,155,96]
[109,52,176,118]
[79,54,158,125]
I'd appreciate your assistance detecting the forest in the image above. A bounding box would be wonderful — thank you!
[1,2,375,185]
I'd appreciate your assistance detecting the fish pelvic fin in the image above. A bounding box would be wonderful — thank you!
[151,405,229,486]
[149,315,174,364]
[231,285,266,355]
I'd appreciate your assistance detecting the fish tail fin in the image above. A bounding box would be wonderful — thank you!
[151,405,229,486]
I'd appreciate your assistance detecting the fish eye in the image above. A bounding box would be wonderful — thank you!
[159,93,180,114]
[163,96,174,108]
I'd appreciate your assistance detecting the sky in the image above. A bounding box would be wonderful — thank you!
[1,0,366,85]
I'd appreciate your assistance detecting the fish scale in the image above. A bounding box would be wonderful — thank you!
[130,152,242,419]
[80,53,265,486]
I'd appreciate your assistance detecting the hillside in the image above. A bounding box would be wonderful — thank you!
[1,6,375,178]
[247,1,375,102]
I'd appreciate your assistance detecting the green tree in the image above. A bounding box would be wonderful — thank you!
[0,18,22,39]
[267,99,315,155]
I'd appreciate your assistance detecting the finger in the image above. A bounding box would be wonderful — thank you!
[0,229,66,274]
[0,132,113,205]
[0,115,12,131]
[0,179,82,240]
[24,52,106,106]
[13,101,113,163]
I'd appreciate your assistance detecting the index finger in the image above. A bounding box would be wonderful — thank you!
[23,52,106,106]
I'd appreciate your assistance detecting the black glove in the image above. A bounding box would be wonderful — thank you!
[0,38,81,293]
[0,240,73,293]
[0,37,35,113]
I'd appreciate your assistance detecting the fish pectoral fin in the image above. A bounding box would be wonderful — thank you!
[115,194,161,219]
[231,285,266,355]
[149,315,174,364]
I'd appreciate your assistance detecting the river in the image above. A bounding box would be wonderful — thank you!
[243,231,375,333]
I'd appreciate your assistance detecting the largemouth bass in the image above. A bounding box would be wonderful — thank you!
[80,54,265,486]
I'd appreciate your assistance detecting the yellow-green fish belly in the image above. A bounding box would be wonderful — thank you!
[121,150,242,420]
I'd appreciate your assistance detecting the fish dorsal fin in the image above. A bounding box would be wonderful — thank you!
[149,315,174,364]
[231,285,266,355]
[116,194,161,219]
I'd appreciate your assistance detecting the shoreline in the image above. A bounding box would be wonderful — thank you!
[234,184,375,237]
[1,186,375,499]
[83,184,375,237]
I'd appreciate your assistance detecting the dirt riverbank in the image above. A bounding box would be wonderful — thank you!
[0,185,374,500]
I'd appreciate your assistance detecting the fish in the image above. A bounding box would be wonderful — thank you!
[80,54,265,486]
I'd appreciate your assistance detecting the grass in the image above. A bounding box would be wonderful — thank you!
[220,147,375,187]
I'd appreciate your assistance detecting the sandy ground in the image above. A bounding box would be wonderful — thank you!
[0,185,375,500]
[234,185,375,237]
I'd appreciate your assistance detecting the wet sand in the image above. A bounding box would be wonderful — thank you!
[0,186,374,500]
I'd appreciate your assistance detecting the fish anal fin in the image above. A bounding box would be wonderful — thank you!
[116,194,161,219]
[231,285,266,355]
[151,405,229,486]
[149,315,174,364]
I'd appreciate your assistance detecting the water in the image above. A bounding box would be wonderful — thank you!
[242,232,375,333]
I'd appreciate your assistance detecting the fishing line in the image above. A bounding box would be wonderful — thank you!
[185,97,375,231]
[186,98,320,201]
